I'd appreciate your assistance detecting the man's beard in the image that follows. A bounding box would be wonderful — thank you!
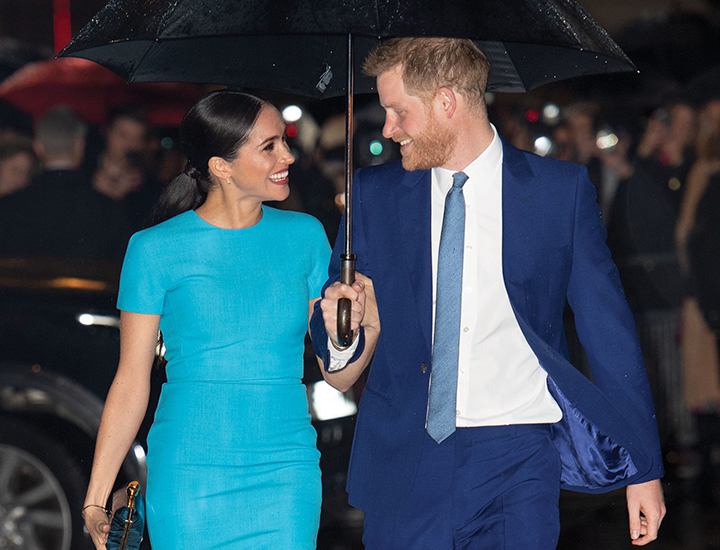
[400,110,458,171]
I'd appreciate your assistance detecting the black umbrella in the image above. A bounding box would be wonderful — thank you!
[60,0,634,96]
[60,0,635,344]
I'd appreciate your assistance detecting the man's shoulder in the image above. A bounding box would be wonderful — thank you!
[356,159,412,181]
[355,160,428,197]
[502,140,586,178]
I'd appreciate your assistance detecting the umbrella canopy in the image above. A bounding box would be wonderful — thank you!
[59,0,635,345]
[0,57,205,126]
[60,0,635,98]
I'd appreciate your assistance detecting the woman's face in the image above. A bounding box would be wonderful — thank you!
[0,151,34,197]
[224,106,294,203]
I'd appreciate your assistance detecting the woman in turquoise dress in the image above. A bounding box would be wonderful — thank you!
[82,91,331,549]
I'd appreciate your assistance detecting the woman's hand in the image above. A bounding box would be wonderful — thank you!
[83,505,110,550]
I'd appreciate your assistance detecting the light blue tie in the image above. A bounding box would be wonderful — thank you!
[427,171,468,444]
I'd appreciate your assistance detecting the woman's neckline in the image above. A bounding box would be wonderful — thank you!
[191,205,267,230]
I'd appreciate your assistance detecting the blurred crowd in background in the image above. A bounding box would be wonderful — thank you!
[0,5,719,516]
[489,85,720,508]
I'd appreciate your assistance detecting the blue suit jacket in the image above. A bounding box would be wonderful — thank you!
[312,139,664,514]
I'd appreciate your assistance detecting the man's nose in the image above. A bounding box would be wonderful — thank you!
[382,114,396,139]
[382,119,394,139]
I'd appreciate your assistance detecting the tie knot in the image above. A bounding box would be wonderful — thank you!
[452,171,468,189]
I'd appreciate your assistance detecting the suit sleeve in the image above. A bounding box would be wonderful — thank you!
[566,166,664,483]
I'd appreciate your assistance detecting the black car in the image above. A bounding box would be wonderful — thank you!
[0,257,360,550]
[0,257,148,550]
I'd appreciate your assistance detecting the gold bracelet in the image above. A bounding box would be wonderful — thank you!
[82,504,109,518]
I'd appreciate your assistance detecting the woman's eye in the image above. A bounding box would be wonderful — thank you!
[264,142,275,152]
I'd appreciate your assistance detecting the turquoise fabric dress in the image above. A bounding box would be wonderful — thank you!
[117,206,330,549]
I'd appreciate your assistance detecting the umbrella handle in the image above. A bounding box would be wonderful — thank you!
[337,254,356,348]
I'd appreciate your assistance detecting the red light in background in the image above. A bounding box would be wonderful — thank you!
[524,109,540,123]
[53,0,72,54]
[286,123,298,138]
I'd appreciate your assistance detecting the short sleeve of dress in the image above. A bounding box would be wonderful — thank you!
[117,230,167,314]
[306,219,331,299]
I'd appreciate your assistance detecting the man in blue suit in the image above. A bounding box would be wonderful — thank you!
[312,38,665,549]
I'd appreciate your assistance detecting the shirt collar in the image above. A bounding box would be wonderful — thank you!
[432,124,501,192]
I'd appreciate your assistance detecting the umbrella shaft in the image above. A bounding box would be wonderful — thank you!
[344,32,354,257]
[337,33,356,349]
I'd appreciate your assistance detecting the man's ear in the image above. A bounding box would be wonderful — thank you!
[208,156,231,181]
[437,87,457,119]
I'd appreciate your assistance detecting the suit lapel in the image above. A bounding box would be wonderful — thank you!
[396,169,433,353]
[390,141,535,356]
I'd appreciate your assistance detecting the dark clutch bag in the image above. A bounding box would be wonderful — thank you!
[106,481,145,550]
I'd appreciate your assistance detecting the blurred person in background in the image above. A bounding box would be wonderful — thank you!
[635,98,697,213]
[675,95,720,507]
[288,112,345,245]
[0,106,131,260]
[144,127,188,188]
[552,103,640,224]
[606,99,696,314]
[91,103,161,230]
[555,102,599,166]
[592,110,640,225]
[553,103,607,217]
[604,102,694,465]
[491,103,535,153]
[0,138,39,197]
[702,97,720,135]
[0,100,34,145]
[314,108,400,219]
[286,108,397,246]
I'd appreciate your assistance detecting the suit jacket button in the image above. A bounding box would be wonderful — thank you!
[421,362,427,373]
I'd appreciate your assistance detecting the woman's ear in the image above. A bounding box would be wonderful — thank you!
[208,156,231,181]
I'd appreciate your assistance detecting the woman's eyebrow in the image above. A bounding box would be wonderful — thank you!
[258,134,282,147]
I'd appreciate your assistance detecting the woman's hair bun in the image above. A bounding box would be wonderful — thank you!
[183,163,203,180]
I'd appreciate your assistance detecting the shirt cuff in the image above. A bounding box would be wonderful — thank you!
[323,327,366,373]
[327,334,360,372]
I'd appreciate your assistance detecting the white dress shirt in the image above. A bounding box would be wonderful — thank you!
[330,126,562,427]
[432,126,561,426]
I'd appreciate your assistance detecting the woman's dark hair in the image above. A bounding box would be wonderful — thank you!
[150,91,267,225]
